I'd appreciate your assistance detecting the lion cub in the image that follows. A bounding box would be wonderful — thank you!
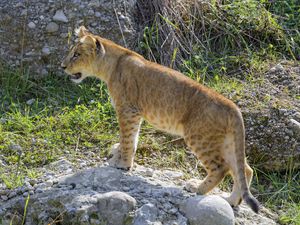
[61,26,259,213]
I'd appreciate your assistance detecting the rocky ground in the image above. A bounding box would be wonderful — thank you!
[0,0,138,76]
[241,62,300,170]
[0,158,277,225]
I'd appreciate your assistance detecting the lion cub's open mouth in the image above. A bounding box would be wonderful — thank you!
[70,73,82,80]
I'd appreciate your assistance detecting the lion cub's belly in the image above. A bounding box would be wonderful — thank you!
[143,110,184,136]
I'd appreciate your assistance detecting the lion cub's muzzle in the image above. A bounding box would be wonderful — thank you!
[60,62,83,81]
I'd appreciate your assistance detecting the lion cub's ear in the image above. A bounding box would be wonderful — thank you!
[80,35,105,56]
[75,26,89,38]
[80,35,95,46]
[95,39,105,56]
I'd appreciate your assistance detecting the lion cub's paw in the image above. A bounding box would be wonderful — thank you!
[184,178,202,193]
[108,143,133,170]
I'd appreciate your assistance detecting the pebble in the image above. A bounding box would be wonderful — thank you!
[164,170,184,179]
[29,179,38,186]
[9,144,22,152]
[53,10,68,23]
[294,112,300,121]
[95,12,101,17]
[45,180,53,187]
[1,195,8,201]
[46,22,59,33]
[8,191,17,199]
[42,46,51,55]
[28,21,36,29]
[0,189,8,195]
[26,98,35,105]
[88,0,100,7]
[145,168,154,177]
[90,22,98,27]
[289,119,300,135]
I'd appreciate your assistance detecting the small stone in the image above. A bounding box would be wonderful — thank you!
[88,9,95,16]
[79,162,87,167]
[46,22,59,33]
[88,0,100,7]
[9,144,22,152]
[289,119,300,136]
[145,168,154,177]
[294,112,300,121]
[53,10,68,23]
[95,12,101,17]
[90,22,98,27]
[35,188,44,193]
[26,98,35,105]
[0,189,8,195]
[45,180,53,187]
[1,195,8,201]
[35,183,47,190]
[28,22,36,29]
[275,64,284,72]
[41,69,48,76]
[8,191,17,199]
[164,170,184,179]
[133,203,158,225]
[42,46,51,55]
[29,179,38,186]
[122,186,131,192]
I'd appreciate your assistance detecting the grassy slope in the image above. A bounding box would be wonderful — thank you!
[0,0,299,224]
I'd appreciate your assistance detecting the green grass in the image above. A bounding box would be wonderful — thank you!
[0,63,117,188]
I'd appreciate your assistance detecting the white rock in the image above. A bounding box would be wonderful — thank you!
[95,12,101,17]
[164,170,184,179]
[145,168,154,177]
[88,0,100,7]
[42,46,50,55]
[1,195,8,201]
[53,10,68,23]
[28,22,36,29]
[46,22,59,33]
[26,98,35,105]
[8,191,17,199]
[133,203,159,225]
[45,180,53,187]
[289,119,300,135]
[180,195,235,225]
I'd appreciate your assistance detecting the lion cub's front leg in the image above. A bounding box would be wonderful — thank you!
[108,107,141,170]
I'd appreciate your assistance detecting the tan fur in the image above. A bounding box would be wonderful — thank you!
[61,26,259,212]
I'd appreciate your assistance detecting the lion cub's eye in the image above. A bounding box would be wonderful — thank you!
[72,52,81,60]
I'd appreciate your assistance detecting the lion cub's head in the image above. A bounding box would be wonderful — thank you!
[61,26,105,83]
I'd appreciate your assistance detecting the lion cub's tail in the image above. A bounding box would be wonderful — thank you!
[233,110,260,213]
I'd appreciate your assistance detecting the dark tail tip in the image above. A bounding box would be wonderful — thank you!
[243,193,260,213]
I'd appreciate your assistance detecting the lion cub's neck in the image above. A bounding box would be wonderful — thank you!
[93,38,143,83]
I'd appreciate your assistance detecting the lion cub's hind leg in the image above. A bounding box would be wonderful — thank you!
[108,107,142,170]
[185,133,229,194]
